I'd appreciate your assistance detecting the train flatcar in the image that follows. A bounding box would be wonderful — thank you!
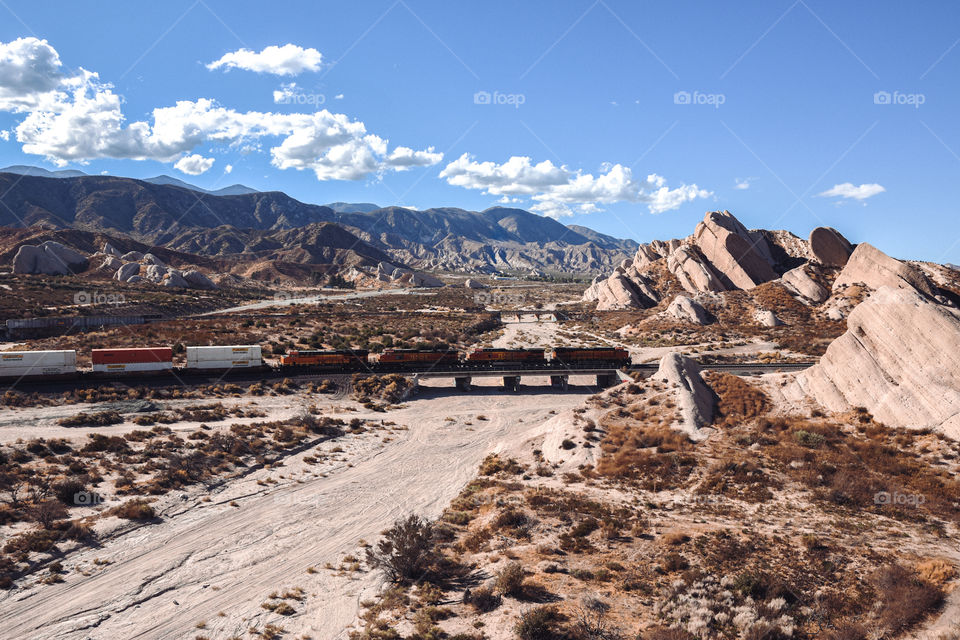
[280,349,369,370]
[549,347,630,366]
[465,348,547,365]
[376,349,460,368]
[91,347,173,373]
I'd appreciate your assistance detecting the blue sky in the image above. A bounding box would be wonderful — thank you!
[1,1,959,262]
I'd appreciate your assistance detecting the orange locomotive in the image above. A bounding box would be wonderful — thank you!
[375,349,460,368]
[465,348,547,365]
[280,349,369,371]
[549,347,630,365]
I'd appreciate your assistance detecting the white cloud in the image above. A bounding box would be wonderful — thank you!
[224,164,233,174]
[734,177,754,190]
[334,93,344,100]
[207,44,323,76]
[0,130,9,141]
[818,182,885,201]
[0,38,441,181]
[175,153,215,175]
[0,37,64,112]
[440,154,711,218]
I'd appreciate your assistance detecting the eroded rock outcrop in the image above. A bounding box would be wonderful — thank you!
[809,227,853,267]
[693,211,777,289]
[788,287,960,436]
[667,246,728,294]
[12,241,89,275]
[754,309,783,327]
[781,265,828,303]
[666,295,710,325]
[654,352,716,442]
[832,243,936,298]
[583,273,659,310]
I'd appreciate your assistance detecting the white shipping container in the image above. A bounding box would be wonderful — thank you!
[186,346,262,369]
[93,362,173,373]
[0,350,76,376]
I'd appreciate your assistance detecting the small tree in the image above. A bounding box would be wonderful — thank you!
[366,515,438,584]
[30,500,68,529]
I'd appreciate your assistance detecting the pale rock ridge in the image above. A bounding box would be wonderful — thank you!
[464,279,486,289]
[666,295,711,325]
[693,210,777,289]
[832,243,936,298]
[583,273,658,310]
[666,245,728,294]
[781,265,828,303]
[809,226,853,267]
[12,241,89,275]
[654,352,716,442]
[788,286,960,437]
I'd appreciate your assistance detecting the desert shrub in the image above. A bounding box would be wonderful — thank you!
[514,605,561,640]
[872,564,943,634]
[706,372,770,427]
[479,454,524,476]
[108,499,156,520]
[53,479,89,506]
[58,410,123,428]
[464,585,501,612]
[29,501,68,529]
[495,562,526,597]
[366,515,438,584]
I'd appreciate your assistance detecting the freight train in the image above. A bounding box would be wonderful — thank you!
[0,345,630,382]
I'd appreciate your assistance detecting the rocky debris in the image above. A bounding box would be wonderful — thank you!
[182,269,217,290]
[832,243,936,298]
[666,295,711,325]
[102,242,121,257]
[120,251,144,262]
[781,265,829,303]
[821,296,855,321]
[464,279,487,289]
[667,245,728,293]
[143,253,165,267]
[754,309,784,327]
[809,227,853,267]
[115,262,140,281]
[653,352,716,442]
[693,211,777,289]
[12,241,89,275]
[787,287,960,436]
[584,272,659,310]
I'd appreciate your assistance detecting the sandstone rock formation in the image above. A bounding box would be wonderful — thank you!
[115,262,140,281]
[583,273,659,310]
[781,265,828,303]
[464,279,486,289]
[832,243,936,298]
[809,227,853,267]
[788,287,960,437]
[667,246,727,294]
[693,211,777,289]
[666,295,710,325]
[102,242,121,257]
[754,309,783,327]
[12,241,89,275]
[182,270,217,290]
[121,251,144,262]
[654,352,716,442]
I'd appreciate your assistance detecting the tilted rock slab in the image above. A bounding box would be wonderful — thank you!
[789,286,960,437]
[832,242,936,298]
[666,245,728,294]
[654,352,716,442]
[666,295,711,325]
[809,226,853,267]
[584,273,659,310]
[12,241,89,276]
[781,265,828,303]
[693,211,777,290]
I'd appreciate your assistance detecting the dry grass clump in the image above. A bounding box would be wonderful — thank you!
[704,372,770,428]
[352,374,414,404]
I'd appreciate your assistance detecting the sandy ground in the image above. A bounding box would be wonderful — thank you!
[195,287,419,316]
[0,376,598,640]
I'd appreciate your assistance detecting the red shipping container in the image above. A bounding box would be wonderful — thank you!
[92,348,173,365]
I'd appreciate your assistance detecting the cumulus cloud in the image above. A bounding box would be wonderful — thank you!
[0,130,9,141]
[0,37,65,112]
[440,154,711,218]
[174,153,215,175]
[207,44,323,76]
[818,182,885,201]
[224,164,233,174]
[0,38,441,181]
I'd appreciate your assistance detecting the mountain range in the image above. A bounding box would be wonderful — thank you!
[0,169,638,274]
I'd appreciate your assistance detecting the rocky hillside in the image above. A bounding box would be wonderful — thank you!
[0,172,636,274]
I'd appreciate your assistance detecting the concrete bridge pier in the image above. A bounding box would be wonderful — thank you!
[502,376,520,392]
[595,373,618,388]
[550,375,568,390]
[455,376,472,391]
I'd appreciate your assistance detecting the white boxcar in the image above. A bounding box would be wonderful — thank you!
[0,350,77,377]
[186,345,263,370]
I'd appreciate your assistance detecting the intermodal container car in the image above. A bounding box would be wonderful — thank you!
[280,349,369,370]
[186,345,263,370]
[91,347,173,372]
[0,350,77,378]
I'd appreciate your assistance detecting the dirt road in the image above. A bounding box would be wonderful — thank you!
[0,377,594,639]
